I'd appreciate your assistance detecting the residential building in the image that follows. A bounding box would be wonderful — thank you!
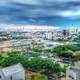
[0,63,25,80]
[66,61,80,80]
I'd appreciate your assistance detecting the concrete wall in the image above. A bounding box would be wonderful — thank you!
[3,70,25,80]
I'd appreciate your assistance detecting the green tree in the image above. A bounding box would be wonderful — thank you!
[51,45,73,58]
[0,55,4,66]
[2,53,29,68]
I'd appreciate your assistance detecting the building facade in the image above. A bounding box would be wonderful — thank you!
[66,66,80,80]
[0,63,25,80]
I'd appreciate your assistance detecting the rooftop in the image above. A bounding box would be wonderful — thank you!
[0,63,24,77]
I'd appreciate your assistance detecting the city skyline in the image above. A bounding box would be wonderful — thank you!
[0,24,59,31]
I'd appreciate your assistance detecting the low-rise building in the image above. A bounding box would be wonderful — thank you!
[0,63,25,80]
[66,61,80,80]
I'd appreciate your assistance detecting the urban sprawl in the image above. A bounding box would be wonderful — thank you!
[0,25,80,80]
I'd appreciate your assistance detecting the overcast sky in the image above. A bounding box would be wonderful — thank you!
[0,0,80,29]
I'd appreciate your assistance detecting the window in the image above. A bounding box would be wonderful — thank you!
[69,75,74,79]
[0,75,1,79]
[10,76,12,80]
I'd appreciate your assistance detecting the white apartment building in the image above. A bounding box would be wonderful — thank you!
[66,62,80,80]
[0,63,25,80]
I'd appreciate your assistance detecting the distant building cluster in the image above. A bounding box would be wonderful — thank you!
[0,28,80,52]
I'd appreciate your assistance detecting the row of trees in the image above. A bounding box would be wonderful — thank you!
[51,45,73,58]
[52,44,80,57]
[51,44,80,63]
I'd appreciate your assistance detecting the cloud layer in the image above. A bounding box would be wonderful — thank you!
[0,0,80,28]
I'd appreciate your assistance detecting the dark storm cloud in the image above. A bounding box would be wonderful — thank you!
[0,0,80,26]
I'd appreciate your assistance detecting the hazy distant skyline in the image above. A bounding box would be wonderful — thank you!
[0,0,80,29]
[0,24,60,31]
